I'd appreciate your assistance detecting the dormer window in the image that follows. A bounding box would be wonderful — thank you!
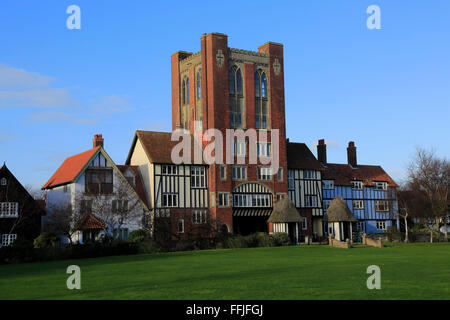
[351,181,363,190]
[374,181,388,190]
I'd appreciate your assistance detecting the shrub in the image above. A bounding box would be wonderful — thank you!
[129,229,149,243]
[245,232,274,248]
[137,240,160,254]
[221,235,248,249]
[271,232,291,246]
[33,233,58,248]
[5,238,36,263]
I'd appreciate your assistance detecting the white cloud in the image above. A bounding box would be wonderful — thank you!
[91,95,133,114]
[0,64,53,89]
[0,88,75,109]
[0,64,77,109]
[26,111,96,125]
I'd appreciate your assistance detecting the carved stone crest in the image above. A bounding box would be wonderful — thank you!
[216,49,224,67]
[273,58,281,75]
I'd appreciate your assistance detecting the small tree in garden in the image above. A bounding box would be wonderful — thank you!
[407,147,449,243]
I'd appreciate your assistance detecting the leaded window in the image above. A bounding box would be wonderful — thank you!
[255,69,269,129]
[229,66,244,128]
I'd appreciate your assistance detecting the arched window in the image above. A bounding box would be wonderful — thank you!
[255,69,269,129]
[181,76,190,130]
[0,178,6,186]
[182,79,186,105]
[197,70,201,99]
[186,77,190,104]
[229,66,244,128]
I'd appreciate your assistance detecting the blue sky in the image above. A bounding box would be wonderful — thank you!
[1,0,449,190]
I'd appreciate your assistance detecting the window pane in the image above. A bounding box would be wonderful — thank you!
[254,72,260,97]
[236,69,242,95]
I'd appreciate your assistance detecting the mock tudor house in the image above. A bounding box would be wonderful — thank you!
[317,139,399,241]
[42,135,150,244]
[41,33,398,244]
[286,141,324,241]
[123,32,398,242]
[0,164,44,246]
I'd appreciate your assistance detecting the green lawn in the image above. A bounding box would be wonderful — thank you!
[1,243,450,300]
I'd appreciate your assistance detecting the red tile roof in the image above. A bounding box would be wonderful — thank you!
[287,142,322,170]
[321,163,398,187]
[116,165,149,209]
[80,214,105,230]
[127,130,206,165]
[42,147,100,189]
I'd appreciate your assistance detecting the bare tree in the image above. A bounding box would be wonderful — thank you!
[397,183,428,243]
[407,147,449,242]
[42,203,87,245]
[81,176,145,240]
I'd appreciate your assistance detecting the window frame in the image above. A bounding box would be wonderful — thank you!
[322,180,334,190]
[375,200,389,212]
[352,200,364,210]
[0,202,19,218]
[304,195,318,208]
[191,166,206,188]
[1,234,17,247]
[376,221,387,230]
[162,193,179,207]
[177,219,185,233]
[301,217,308,230]
[374,181,388,190]
[257,166,272,181]
[351,180,363,190]
[231,165,247,181]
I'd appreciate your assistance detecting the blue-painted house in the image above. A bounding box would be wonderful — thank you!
[317,140,399,240]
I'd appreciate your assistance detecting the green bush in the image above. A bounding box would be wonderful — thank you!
[137,240,160,254]
[271,232,291,246]
[33,233,58,248]
[221,235,248,249]
[129,229,149,243]
[245,232,274,248]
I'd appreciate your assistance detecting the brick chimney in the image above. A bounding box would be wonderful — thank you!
[317,139,327,165]
[93,134,104,148]
[347,141,357,167]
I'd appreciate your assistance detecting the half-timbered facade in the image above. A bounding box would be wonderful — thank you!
[317,140,399,239]
[126,131,210,238]
[287,142,324,240]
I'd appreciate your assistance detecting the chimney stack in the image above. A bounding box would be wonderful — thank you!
[93,134,104,148]
[317,139,327,164]
[347,141,357,167]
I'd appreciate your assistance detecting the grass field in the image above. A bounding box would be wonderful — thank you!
[1,242,450,300]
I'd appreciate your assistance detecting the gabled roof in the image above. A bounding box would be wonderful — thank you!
[325,197,357,222]
[80,214,106,230]
[116,165,149,208]
[268,198,303,223]
[287,142,322,170]
[42,147,100,189]
[126,130,206,165]
[321,163,398,187]
[1,164,46,215]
